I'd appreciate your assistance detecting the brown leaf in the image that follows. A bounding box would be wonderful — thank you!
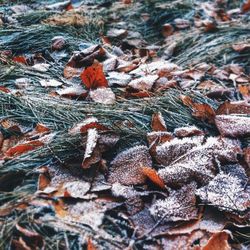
[174,125,204,138]
[157,137,241,187]
[196,164,250,213]
[67,45,106,68]
[38,173,50,191]
[162,23,174,37]
[141,167,165,189]
[151,112,167,132]
[202,231,231,250]
[81,60,108,89]
[232,43,250,52]
[51,36,66,51]
[128,75,158,91]
[150,183,198,222]
[15,224,44,249]
[108,145,152,185]
[63,66,82,79]
[215,115,250,137]
[241,0,250,13]
[216,101,250,115]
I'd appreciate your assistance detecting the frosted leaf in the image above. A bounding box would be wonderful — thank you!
[63,181,90,199]
[103,57,118,73]
[107,71,131,87]
[215,115,250,137]
[89,88,116,105]
[82,128,101,169]
[83,128,99,160]
[128,75,158,91]
[196,164,250,212]
[56,85,87,97]
[111,182,139,199]
[40,79,63,87]
[155,136,204,165]
[98,132,120,152]
[150,183,198,222]
[32,63,50,72]
[108,145,152,185]
[158,137,242,187]
[147,131,173,149]
[68,117,98,135]
[174,126,204,138]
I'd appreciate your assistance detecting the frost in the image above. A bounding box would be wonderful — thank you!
[108,145,152,185]
[63,181,90,199]
[155,136,204,165]
[83,128,99,160]
[128,75,159,91]
[150,183,198,222]
[196,164,250,212]
[215,115,250,137]
[174,125,204,138]
[157,137,242,186]
[40,79,63,87]
[68,117,98,135]
[89,87,116,105]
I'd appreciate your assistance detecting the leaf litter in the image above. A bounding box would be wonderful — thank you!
[0,0,250,249]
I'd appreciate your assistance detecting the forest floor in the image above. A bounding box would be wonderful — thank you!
[0,0,250,249]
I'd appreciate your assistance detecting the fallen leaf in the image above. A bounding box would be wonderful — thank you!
[150,183,198,222]
[81,60,108,89]
[56,85,87,98]
[151,112,167,132]
[40,79,63,87]
[202,231,231,250]
[51,36,66,51]
[141,166,165,189]
[241,0,250,13]
[215,115,250,137]
[232,43,250,52]
[87,238,97,250]
[162,23,174,37]
[196,164,250,212]
[128,75,158,91]
[12,56,27,64]
[216,101,250,115]
[89,87,116,105]
[174,125,204,138]
[5,140,44,157]
[82,128,101,169]
[108,145,152,185]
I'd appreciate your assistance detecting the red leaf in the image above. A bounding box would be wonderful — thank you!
[12,56,27,65]
[80,60,108,89]
[5,140,44,157]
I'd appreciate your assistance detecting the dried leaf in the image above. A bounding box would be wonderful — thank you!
[12,56,27,64]
[174,126,204,138]
[40,79,63,87]
[63,66,82,79]
[56,85,87,98]
[82,128,101,169]
[5,140,44,157]
[157,137,241,187]
[51,36,66,51]
[108,145,152,185]
[216,101,250,115]
[87,238,97,250]
[128,75,158,91]
[162,23,174,37]
[89,88,116,105]
[150,183,198,222]
[232,43,250,52]
[215,115,250,137]
[241,0,250,13]
[151,112,167,132]
[202,231,231,250]
[81,61,108,89]
[196,164,250,212]
[141,166,165,189]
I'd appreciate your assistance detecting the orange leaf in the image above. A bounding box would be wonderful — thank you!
[0,86,10,93]
[12,56,27,65]
[80,60,108,89]
[180,95,194,107]
[192,103,216,123]
[151,112,167,131]
[142,166,165,189]
[242,0,250,13]
[202,231,231,250]
[5,140,44,157]
[35,123,50,134]
[65,3,74,11]
[87,238,97,250]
